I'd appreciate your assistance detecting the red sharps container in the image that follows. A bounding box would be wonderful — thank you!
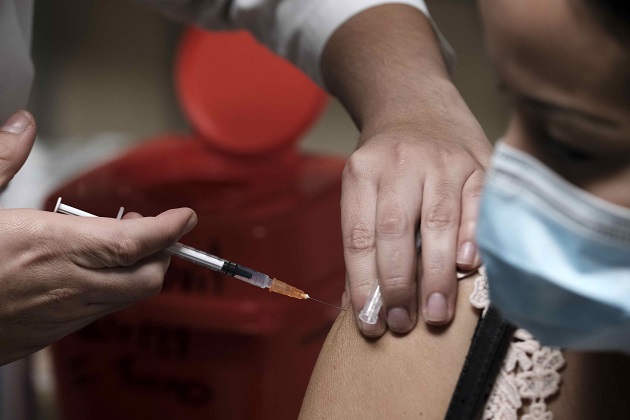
[44,28,346,420]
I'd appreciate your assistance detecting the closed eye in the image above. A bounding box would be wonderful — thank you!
[545,137,594,161]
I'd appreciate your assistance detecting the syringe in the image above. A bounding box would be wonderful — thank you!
[53,198,341,307]
[166,242,308,300]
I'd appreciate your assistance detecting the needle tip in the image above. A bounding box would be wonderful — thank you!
[308,296,344,310]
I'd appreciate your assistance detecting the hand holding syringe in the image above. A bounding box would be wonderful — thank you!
[54,198,342,309]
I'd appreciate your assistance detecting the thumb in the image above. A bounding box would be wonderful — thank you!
[0,110,36,189]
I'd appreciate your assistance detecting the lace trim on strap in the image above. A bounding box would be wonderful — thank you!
[469,267,566,420]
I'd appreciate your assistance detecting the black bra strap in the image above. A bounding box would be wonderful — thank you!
[445,305,515,420]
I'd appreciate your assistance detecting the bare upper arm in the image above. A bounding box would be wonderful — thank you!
[299,276,479,419]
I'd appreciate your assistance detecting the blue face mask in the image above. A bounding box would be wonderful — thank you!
[477,143,630,353]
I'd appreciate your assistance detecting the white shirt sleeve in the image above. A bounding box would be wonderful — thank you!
[133,0,453,88]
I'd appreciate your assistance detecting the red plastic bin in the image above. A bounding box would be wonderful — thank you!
[45,28,345,419]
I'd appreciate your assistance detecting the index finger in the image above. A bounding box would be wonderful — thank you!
[419,179,462,325]
[341,156,386,337]
[374,177,421,334]
[58,207,197,268]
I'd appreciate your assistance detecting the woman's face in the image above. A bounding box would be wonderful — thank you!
[479,0,630,208]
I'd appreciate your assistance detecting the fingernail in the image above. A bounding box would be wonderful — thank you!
[184,213,198,233]
[425,293,448,323]
[359,320,387,337]
[1,111,31,134]
[457,241,476,266]
[387,307,412,332]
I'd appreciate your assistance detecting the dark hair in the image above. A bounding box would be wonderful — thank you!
[585,0,630,44]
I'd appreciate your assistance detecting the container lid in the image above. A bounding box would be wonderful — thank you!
[175,28,328,155]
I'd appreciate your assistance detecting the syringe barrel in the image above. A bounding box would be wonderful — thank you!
[232,268,272,289]
[167,243,224,271]
[167,244,271,289]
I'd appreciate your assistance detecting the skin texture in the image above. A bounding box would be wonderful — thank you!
[299,275,479,419]
[0,110,197,365]
[322,5,492,336]
[301,0,630,417]
[300,274,630,419]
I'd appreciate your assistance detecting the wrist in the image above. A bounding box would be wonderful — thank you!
[359,76,470,138]
[320,4,457,133]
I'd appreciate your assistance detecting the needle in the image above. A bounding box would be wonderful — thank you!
[306,295,345,310]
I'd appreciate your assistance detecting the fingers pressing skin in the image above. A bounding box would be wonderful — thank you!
[455,170,486,271]
[341,149,386,337]
[374,143,423,334]
[419,175,463,326]
[0,110,36,190]
[342,121,492,336]
[319,1,493,335]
